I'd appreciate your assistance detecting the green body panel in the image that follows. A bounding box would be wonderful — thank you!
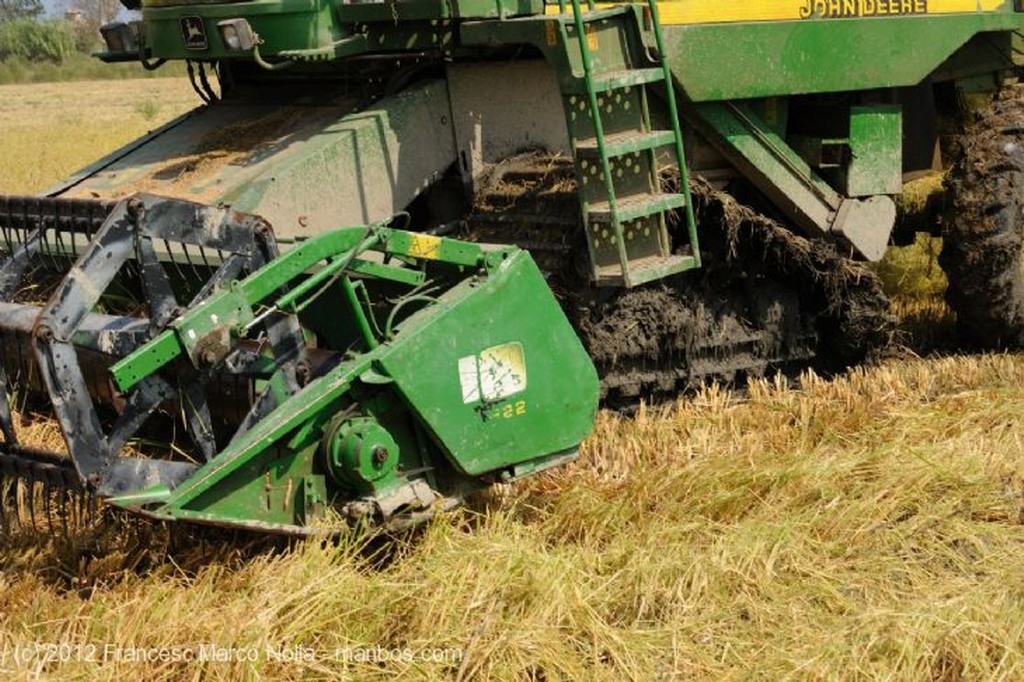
[690,101,842,233]
[688,99,900,259]
[846,105,903,197]
[143,0,339,60]
[136,0,544,61]
[379,251,599,475]
[132,0,1022,99]
[665,13,1022,101]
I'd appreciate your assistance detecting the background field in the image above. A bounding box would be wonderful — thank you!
[2,80,1024,681]
[0,79,196,194]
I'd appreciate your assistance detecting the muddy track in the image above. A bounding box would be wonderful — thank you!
[465,153,894,405]
[942,84,1024,348]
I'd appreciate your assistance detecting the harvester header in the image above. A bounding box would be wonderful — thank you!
[0,195,598,533]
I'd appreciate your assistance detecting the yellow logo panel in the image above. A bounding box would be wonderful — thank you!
[546,0,1007,24]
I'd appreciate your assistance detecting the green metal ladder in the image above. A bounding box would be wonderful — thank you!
[554,0,700,287]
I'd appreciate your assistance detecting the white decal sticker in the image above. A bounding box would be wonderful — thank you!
[458,342,527,404]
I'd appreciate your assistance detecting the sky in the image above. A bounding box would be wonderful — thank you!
[41,0,65,17]
[39,0,136,22]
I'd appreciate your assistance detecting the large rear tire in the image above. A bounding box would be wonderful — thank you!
[942,86,1024,348]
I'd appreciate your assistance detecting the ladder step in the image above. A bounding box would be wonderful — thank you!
[552,6,633,23]
[587,192,686,223]
[567,68,666,94]
[594,253,698,287]
[574,130,677,158]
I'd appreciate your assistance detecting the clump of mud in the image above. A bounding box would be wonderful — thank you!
[689,178,895,369]
[573,178,893,403]
[465,152,894,405]
[465,152,580,277]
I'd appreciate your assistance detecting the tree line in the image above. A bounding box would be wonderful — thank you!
[0,0,122,63]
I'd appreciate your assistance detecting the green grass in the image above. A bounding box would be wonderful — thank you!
[875,233,948,302]
[0,54,188,85]
[873,233,957,353]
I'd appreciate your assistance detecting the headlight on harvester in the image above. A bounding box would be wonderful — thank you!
[99,21,140,54]
[217,19,257,51]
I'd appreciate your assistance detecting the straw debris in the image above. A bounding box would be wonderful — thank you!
[3,356,1024,680]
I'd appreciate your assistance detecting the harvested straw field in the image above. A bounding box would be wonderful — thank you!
[1,79,1024,681]
[0,79,196,195]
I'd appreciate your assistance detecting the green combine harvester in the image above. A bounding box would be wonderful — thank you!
[1,0,1022,533]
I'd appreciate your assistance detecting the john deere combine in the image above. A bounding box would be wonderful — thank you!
[2,0,1023,532]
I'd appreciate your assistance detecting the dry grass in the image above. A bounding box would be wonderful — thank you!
[0,79,197,194]
[3,80,1024,681]
[4,356,1024,680]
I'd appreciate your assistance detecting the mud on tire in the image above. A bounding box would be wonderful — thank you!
[942,85,1024,348]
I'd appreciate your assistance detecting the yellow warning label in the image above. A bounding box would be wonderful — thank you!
[586,23,599,50]
[407,234,442,260]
